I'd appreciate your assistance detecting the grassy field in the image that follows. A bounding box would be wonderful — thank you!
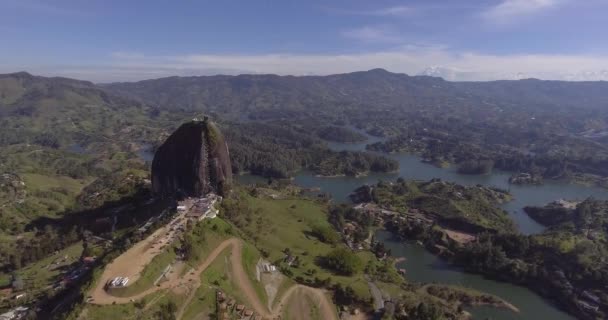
[235,192,377,301]
[241,241,268,308]
[21,173,91,195]
[180,284,216,320]
[182,249,233,320]
[183,218,233,271]
[0,171,92,229]
[189,242,264,317]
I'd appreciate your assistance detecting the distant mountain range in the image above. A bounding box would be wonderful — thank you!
[3,69,608,120]
[100,68,608,117]
[418,66,608,82]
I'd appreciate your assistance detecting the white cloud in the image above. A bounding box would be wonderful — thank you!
[341,25,403,44]
[5,48,608,82]
[326,5,413,17]
[369,6,413,17]
[482,0,562,23]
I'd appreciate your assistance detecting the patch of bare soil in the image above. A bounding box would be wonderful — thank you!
[444,229,476,244]
[261,271,284,310]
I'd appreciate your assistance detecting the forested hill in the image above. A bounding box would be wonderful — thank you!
[104,68,608,115]
[0,71,137,111]
[454,79,608,112]
[0,71,150,147]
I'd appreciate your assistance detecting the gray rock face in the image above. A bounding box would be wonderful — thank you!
[151,118,232,197]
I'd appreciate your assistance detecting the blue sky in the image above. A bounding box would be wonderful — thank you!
[1,0,608,81]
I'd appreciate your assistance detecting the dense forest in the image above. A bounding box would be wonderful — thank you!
[316,126,367,143]
[224,121,398,178]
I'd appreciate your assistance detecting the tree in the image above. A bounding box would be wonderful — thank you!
[181,234,199,262]
[411,303,444,320]
[310,224,340,244]
[333,284,359,305]
[323,248,362,276]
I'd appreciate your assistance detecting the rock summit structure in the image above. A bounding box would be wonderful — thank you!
[151,117,232,197]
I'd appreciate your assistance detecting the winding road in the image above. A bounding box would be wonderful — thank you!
[89,238,338,320]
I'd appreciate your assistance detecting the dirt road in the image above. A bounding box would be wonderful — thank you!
[90,238,338,320]
[90,238,238,304]
[90,212,186,299]
[271,285,338,320]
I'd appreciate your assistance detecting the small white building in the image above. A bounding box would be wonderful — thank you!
[261,264,277,273]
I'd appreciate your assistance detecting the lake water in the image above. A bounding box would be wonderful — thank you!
[300,129,607,234]
[292,154,607,234]
[375,230,573,320]
[237,128,607,319]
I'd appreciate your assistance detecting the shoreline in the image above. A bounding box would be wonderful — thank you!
[382,227,585,319]
[468,299,520,314]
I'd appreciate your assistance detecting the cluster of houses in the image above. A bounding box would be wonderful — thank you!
[216,291,262,320]
[0,254,97,320]
[178,193,221,222]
